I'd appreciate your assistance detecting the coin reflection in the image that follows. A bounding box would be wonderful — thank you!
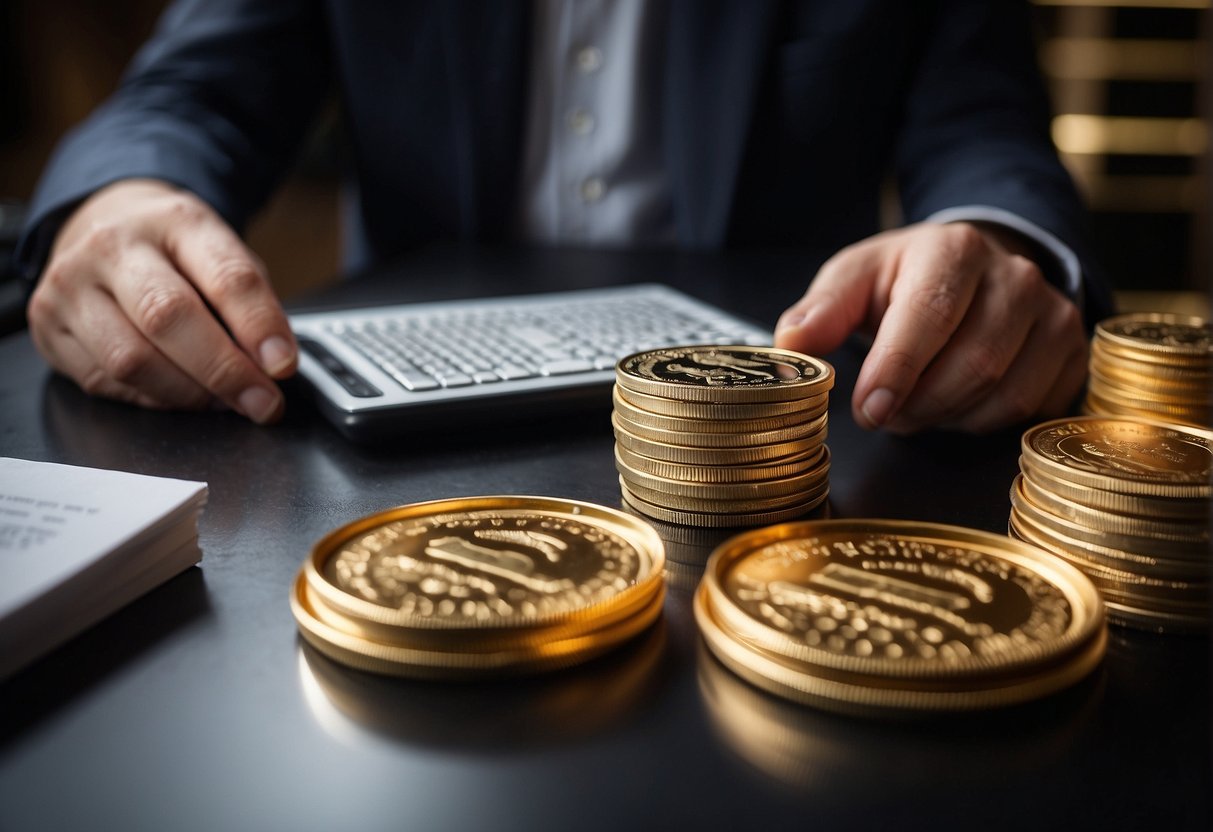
[695,641,1102,792]
[296,619,670,751]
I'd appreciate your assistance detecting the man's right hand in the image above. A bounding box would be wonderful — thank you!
[26,179,297,423]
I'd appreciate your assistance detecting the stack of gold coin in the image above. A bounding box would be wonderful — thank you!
[613,345,834,527]
[1010,417,1211,634]
[1084,312,1212,429]
[290,496,666,678]
[693,519,1107,715]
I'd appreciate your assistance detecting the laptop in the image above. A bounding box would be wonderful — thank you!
[288,283,772,441]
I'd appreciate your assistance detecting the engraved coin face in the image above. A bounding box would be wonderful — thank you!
[1097,313,1212,355]
[702,519,1104,679]
[1024,418,1213,493]
[323,508,650,624]
[617,346,834,402]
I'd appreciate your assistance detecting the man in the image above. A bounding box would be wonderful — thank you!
[16,1,1113,433]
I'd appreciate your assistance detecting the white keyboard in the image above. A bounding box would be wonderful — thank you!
[289,284,772,440]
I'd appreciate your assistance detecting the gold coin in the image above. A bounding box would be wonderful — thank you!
[299,496,665,634]
[1095,313,1212,361]
[614,414,823,464]
[620,474,829,514]
[1082,390,1210,427]
[616,345,834,403]
[1091,338,1213,378]
[1021,417,1213,498]
[1010,489,1206,567]
[1018,455,1209,520]
[1008,507,1207,582]
[292,572,667,678]
[621,483,828,528]
[615,442,825,484]
[612,387,828,434]
[1086,370,1209,405]
[613,408,828,449]
[615,385,830,420]
[694,578,1108,714]
[698,519,1105,683]
[1016,474,1208,543]
[617,446,829,500]
[1088,363,1211,398]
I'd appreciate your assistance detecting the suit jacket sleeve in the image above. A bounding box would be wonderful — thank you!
[893,0,1113,324]
[15,0,330,286]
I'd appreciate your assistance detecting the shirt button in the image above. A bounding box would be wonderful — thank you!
[580,177,606,202]
[575,46,602,74]
[567,109,596,135]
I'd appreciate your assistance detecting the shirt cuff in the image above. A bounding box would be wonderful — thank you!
[926,204,1084,313]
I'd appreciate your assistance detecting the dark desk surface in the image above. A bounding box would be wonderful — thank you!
[1,248,1209,831]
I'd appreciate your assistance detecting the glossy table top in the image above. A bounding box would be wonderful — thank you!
[1,247,1209,831]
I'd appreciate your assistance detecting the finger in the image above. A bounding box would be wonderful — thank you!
[29,264,207,409]
[67,285,214,408]
[773,239,889,357]
[884,255,1043,431]
[851,226,987,430]
[42,327,170,409]
[110,245,285,424]
[162,203,297,379]
[943,299,1087,434]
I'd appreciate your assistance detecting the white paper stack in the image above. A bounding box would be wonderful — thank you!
[0,457,208,680]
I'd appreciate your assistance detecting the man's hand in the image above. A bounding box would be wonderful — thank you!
[27,179,297,423]
[774,222,1088,435]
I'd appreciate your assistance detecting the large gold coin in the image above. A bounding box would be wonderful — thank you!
[303,496,664,632]
[1021,417,1213,498]
[695,584,1108,714]
[292,572,667,678]
[698,519,1104,682]
[616,345,834,403]
[289,496,668,677]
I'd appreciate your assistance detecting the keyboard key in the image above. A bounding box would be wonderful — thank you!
[540,359,595,376]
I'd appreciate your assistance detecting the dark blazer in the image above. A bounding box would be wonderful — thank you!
[18,0,1114,322]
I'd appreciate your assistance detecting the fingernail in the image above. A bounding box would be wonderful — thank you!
[776,310,807,334]
[238,386,281,424]
[860,388,897,429]
[258,335,295,375]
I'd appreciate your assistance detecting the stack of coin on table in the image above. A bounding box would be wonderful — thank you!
[290,496,666,678]
[1084,312,1212,429]
[693,519,1108,715]
[1009,417,1211,634]
[612,345,835,528]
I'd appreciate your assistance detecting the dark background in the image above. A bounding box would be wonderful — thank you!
[0,1,1208,308]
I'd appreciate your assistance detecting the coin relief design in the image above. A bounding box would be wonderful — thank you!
[1030,420,1212,484]
[326,511,643,621]
[1100,317,1212,351]
[622,347,822,388]
[723,535,1073,663]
